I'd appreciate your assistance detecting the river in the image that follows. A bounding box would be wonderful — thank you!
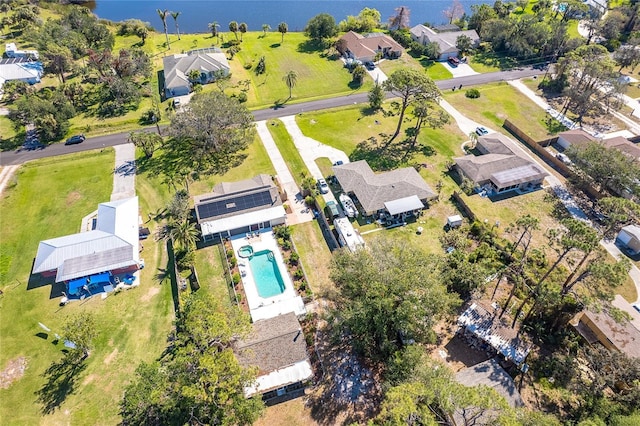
[86,1,489,33]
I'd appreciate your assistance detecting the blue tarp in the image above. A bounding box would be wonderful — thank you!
[68,278,86,295]
[89,272,111,285]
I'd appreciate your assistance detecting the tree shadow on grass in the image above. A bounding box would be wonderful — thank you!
[35,353,87,415]
[296,39,327,54]
[350,136,407,171]
[472,51,518,71]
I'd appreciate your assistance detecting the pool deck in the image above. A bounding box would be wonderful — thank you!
[230,230,305,322]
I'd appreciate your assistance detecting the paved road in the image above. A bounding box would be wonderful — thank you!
[0,67,545,167]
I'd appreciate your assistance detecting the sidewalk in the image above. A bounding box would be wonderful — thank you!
[111,143,136,201]
[279,115,349,204]
[0,164,19,196]
[255,120,313,225]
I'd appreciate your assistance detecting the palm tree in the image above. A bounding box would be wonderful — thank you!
[157,9,170,48]
[170,11,181,40]
[208,21,220,44]
[238,22,247,41]
[170,220,199,251]
[262,24,271,37]
[229,21,238,40]
[283,70,297,100]
[277,22,288,43]
[467,131,478,149]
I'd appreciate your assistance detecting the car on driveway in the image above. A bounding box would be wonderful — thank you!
[64,134,86,145]
[317,178,329,194]
[475,126,489,136]
[333,160,344,166]
[364,61,375,70]
[447,57,460,67]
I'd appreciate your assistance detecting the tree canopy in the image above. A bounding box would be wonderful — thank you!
[304,13,338,42]
[120,292,263,425]
[330,236,459,362]
[166,91,255,176]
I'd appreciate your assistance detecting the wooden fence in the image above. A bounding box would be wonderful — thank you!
[451,191,476,222]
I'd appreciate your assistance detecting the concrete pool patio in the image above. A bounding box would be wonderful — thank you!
[230,230,306,322]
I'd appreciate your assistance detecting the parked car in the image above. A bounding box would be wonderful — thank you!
[333,160,344,166]
[475,126,489,136]
[325,201,340,218]
[317,178,329,194]
[64,134,86,145]
[364,61,375,70]
[447,57,460,67]
[556,153,572,164]
[173,98,181,108]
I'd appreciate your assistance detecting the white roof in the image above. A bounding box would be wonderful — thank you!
[200,205,286,236]
[163,52,230,92]
[384,195,424,215]
[33,197,139,282]
[0,63,40,81]
[447,215,463,224]
[244,360,313,397]
[620,224,640,240]
[334,217,365,252]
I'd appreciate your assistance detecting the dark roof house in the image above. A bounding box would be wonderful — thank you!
[234,312,313,398]
[194,174,286,241]
[336,31,404,62]
[332,160,436,217]
[454,133,548,195]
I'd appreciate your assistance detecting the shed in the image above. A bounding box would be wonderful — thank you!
[447,215,463,228]
[617,225,640,255]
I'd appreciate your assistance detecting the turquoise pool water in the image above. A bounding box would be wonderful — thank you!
[249,250,286,298]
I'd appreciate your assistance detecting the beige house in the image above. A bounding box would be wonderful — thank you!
[336,31,404,63]
[571,295,640,358]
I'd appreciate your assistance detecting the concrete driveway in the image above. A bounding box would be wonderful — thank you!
[446,62,479,78]
[279,115,349,203]
[366,66,387,84]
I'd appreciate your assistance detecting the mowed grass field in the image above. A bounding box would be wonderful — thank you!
[0,150,175,425]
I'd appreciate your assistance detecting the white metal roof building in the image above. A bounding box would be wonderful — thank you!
[32,197,140,282]
[333,217,365,252]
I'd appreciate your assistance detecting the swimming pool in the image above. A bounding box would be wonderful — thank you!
[249,249,286,298]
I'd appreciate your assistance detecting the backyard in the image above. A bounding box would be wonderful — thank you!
[0,150,175,425]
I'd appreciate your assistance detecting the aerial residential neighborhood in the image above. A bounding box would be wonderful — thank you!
[1,0,640,425]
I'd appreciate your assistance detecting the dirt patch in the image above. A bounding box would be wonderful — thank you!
[104,348,118,365]
[0,357,27,389]
[65,191,81,206]
[140,286,160,302]
[82,374,97,386]
[255,398,318,426]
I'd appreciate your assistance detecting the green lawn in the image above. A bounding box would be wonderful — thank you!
[232,32,372,108]
[0,150,175,425]
[378,55,452,80]
[266,119,309,185]
[291,221,335,299]
[0,115,20,150]
[443,82,560,141]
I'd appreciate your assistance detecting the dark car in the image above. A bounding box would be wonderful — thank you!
[364,61,375,71]
[333,160,344,166]
[65,134,86,145]
[475,126,489,136]
[447,57,460,67]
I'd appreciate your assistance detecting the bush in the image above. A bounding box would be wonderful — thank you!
[465,88,480,98]
[243,63,253,70]
[273,225,291,240]
[305,195,315,206]
[232,272,241,285]
[175,249,195,270]
[282,239,292,251]
[237,92,247,103]
[139,108,159,125]
[289,251,299,265]
[226,248,234,259]
[229,257,237,268]
[294,268,304,280]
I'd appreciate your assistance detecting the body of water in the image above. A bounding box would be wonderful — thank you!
[88,1,490,33]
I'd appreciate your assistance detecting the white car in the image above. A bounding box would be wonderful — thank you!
[317,178,329,194]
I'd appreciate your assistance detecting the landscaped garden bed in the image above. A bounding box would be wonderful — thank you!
[273,225,313,302]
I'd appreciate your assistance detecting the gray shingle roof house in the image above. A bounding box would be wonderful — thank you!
[455,359,525,408]
[556,129,597,150]
[332,160,436,217]
[409,24,479,61]
[163,49,230,99]
[33,197,140,283]
[336,31,404,63]
[617,224,640,256]
[234,312,312,399]
[194,175,286,241]
[454,133,547,195]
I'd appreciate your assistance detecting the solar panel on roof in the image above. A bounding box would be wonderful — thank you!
[196,190,274,220]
